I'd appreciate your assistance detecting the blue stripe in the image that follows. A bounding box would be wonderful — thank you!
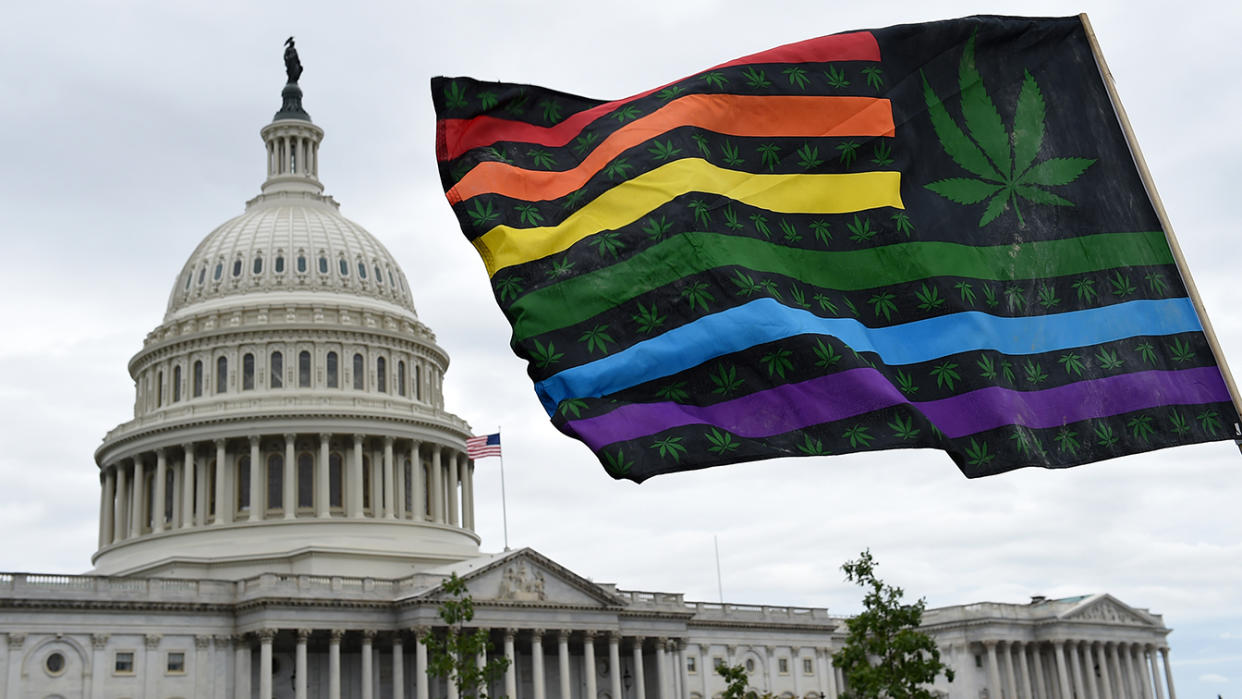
[533,297,1204,414]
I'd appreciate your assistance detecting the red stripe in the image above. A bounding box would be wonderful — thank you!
[436,31,880,161]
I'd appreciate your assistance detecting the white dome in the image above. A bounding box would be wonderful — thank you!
[167,191,416,319]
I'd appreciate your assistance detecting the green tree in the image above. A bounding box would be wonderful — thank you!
[424,573,511,699]
[832,550,953,698]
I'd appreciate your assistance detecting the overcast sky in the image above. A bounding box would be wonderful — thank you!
[1,0,1240,695]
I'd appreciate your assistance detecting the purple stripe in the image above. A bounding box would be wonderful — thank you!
[564,366,1231,449]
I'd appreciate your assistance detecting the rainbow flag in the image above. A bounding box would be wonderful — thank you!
[432,15,1238,481]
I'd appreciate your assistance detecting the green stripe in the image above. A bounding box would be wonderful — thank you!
[507,230,1174,341]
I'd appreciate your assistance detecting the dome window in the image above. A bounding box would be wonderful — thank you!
[214,262,223,281]
[242,353,255,390]
[339,258,349,277]
[184,272,192,291]
[398,360,406,396]
[377,357,387,392]
[253,256,263,275]
[232,259,243,277]
[326,351,339,388]
[237,456,250,511]
[375,265,384,283]
[298,351,311,388]
[329,453,343,508]
[270,351,283,388]
[267,454,283,510]
[275,255,285,274]
[352,353,364,389]
[173,365,182,402]
[216,356,228,393]
[198,266,206,285]
[193,360,203,397]
[388,269,395,287]
[358,261,367,279]
[318,255,328,274]
[297,254,307,273]
[297,453,314,508]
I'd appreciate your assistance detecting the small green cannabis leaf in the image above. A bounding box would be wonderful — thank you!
[922,33,1096,227]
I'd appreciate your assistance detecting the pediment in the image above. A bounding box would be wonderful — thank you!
[426,548,624,608]
[1062,595,1155,626]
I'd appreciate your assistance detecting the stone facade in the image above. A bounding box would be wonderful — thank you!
[0,60,1180,699]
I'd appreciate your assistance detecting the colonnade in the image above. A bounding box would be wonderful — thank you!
[268,130,318,179]
[97,434,474,547]
[972,639,1175,699]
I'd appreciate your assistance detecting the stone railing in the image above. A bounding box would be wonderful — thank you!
[684,601,837,624]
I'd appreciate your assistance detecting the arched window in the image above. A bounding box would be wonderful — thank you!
[377,357,387,393]
[173,365,182,402]
[297,453,314,509]
[415,364,423,401]
[270,351,283,388]
[197,266,206,285]
[156,370,164,407]
[237,456,250,512]
[318,255,328,274]
[232,259,242,277]
[184,272,193,291]
[353,353,364,390]
[216,357,227,394]
[362,455,372,512]
[375,265,383,284]
[327,352,339,388]
[339,258,349,276]
[267,454,283,510]
[298,351,311,388]
[274,255,285,274]
[213,262,223,281]
[242,353,255,390]
[398,361,406,396]
[193,360,203,398]
[358,261,367,279]
[388,269,395,287]
[329,452,343,509]
[253,256,263,275]
[297,254,307,273]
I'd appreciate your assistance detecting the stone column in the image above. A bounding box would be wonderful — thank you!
[655,637,669,699]
[259,629,275,699]
[100,467,116,546]
[130,455,145,536]
[329,630,343,699]
[142,634,160,699]
[350,435,365,517]
[1097,643,1114,699]
[609,633,623,699]
[318,434,331,518]
[295,629,310,699]
[504,629,518,699]
[234,635,251,699]
[1000,642,1018,699]
[1053,640,1072,699]
[532,629,546,699]
[249,437,262,521]
[383,437,396,519]
[447,451,460,526]
[283,433,296,518]
[1069,641,1086,699]
[983,641,1001,699]
[431,444,445,523]
[394,635,406,699]
[558,631,572,699]
[153,449,167,533]
[417,627,431,699]
[395,448,407,520]
[463,460,475,530]
[89,633,108,699]
[1030,644,1047,699]
[362,630,375,699]
[1147,645,1165,699]
[1013,642,1031,699]
[1082,642,1099,699]
[195,450,208,526]
[1159,647,1176,699]
[822,647,839,699]
[675,640,688,699]
[632,637,648,699]
[1136,645,1154,699]
[113,463,128,542]
[410,441,424,521]
[584,632,599,699]
[214,439,230,524]
[182,444,195,528]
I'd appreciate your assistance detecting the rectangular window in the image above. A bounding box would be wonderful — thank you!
[238,458,250,511]
[268,455,283,510]
[243,353,255,390]
[167,651,186,673]
[329,453,343,508]
[713,656,725,670]
[115,651,135,674]
[299,351,311,387]
[802,658,813,675]
[778,658,789,675]
[327,352,339,388]
[687,656,697,674]
[270,352,283,388]
[297,453,314,508]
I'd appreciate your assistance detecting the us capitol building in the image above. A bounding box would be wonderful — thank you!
[0,50,1181,699]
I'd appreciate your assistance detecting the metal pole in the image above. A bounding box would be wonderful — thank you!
[714,535,724,603]
[498,426,510,550]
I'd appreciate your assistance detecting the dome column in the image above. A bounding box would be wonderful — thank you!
[463,457,475,531]
[113,462,128,543]
[283,434,296,518]
[431,445,444,523]
[317,434,331,518]
[248,437,262,521]
[350,435,364,517]
[130,455,145,537]
[195,448,208,526]
[153,448,167,533]
[99,466,115,547]
[215,439,231,524]
[395,445,407,519]
[383,437,396,520]
[447,449,460,526]
[181,444,195,528]
[410,441,423,521]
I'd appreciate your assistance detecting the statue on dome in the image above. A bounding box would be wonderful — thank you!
[284,37,303,84]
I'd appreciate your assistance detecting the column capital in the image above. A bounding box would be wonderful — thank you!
[319,432,332,441]
[330,629,346,642]
[984,639,998,648]
[353,433,365,443]
[198,634,216,648]
[384,435,395,446]
[249,435,261,446]
[297,628,312,641]
[7,633,25,649]
[559,629,571,641]
[214,438,227,447]
[608,631,621,642]
[214,635,233,649]
[284,432,296,442]
[183,442,195,452]
[145,634,162,649]
[632,635,645,646]
[583,630,596,641]
[414,626,431,638]
[156,447,166,458]
[91,633,109,649]
[362,629,377,641]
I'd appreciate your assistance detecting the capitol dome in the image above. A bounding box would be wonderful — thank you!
[91,70,481,580]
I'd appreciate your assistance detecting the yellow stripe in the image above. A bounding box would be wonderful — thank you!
[473,159,904,276]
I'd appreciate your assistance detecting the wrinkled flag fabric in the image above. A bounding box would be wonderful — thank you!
[432,15,1238,482]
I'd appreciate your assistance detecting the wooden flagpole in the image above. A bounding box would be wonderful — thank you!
[1080,13,1242,446]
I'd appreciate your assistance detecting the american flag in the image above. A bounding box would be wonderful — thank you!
[466,433,502,459]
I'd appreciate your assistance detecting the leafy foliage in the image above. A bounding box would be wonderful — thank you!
[832,550,954,699]
[424,573,510,699]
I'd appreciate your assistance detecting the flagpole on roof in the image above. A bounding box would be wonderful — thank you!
[498,426,510,551]
[1080,13,1242,450]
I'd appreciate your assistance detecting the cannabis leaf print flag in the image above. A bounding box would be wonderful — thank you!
[432,15,1239,482]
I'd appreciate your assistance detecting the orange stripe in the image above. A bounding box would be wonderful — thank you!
[446,95,894,205]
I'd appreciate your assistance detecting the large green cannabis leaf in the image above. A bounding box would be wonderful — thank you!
[923,33,1095,227]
